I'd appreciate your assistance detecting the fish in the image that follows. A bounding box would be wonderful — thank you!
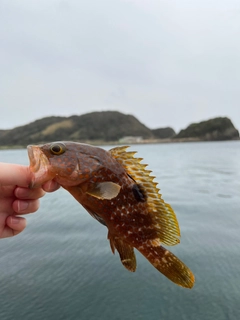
[27,141,195,288]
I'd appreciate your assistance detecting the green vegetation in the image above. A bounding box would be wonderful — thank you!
[0,112,238,147]
[151,127,176,139]
[175,117,239,141]
[69,112,153,141]
[0,111,154,146]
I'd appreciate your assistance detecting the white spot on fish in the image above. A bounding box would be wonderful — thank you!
[153,259,160,267]
[150,239,161,247]
[74,162,80,172]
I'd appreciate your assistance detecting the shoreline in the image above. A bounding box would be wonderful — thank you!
[0,137,239,150]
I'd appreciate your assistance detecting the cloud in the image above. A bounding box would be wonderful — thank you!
[0,0,240,132]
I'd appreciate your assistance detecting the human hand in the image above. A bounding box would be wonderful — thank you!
[0,163,59,238]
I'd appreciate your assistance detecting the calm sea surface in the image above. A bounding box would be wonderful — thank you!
[0,141,240,320]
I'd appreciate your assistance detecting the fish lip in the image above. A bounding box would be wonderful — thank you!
[27,145,51,188]
[27,145,38,170]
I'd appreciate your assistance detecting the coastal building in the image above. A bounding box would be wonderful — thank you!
[119,136,143,144]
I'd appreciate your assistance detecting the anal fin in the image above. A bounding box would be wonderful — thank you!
[108,232,137,272]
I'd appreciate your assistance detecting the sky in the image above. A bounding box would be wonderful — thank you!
[1,0,240,133]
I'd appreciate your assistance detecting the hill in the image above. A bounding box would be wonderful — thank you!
[0,111,155,146]
[0,113,238,147]
[151,127,176,139]
[175,117,239,141]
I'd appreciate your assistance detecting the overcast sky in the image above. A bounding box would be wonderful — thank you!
[1,0,240,133]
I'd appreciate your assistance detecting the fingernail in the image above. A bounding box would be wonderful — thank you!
[11,216,20,224]
[18,201,29,212]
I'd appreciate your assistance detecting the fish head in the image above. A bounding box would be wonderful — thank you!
[27,141,103,188]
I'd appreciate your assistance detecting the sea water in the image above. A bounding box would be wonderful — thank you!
[0,141,239,320]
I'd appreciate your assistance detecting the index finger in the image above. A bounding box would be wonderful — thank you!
[0,163,32,187]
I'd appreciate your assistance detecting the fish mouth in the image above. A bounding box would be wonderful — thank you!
[27,145,51,188]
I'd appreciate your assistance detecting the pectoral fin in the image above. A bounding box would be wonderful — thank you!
[86,182,121,200]
[108,232,137,272]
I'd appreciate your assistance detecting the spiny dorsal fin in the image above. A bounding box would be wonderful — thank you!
[109,146,180,246]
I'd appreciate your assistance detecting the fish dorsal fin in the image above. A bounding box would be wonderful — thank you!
[109,146,180,246]
[86,182,121,200]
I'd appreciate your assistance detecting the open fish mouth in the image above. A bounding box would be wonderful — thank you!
[27,145,51,188]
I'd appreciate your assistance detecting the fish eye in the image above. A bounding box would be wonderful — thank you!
[50,143,66,155]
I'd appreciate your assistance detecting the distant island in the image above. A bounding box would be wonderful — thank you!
[174,117,239,141]
[0,111,239,147]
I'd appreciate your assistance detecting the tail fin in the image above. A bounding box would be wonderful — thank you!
[138,243,195,288]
